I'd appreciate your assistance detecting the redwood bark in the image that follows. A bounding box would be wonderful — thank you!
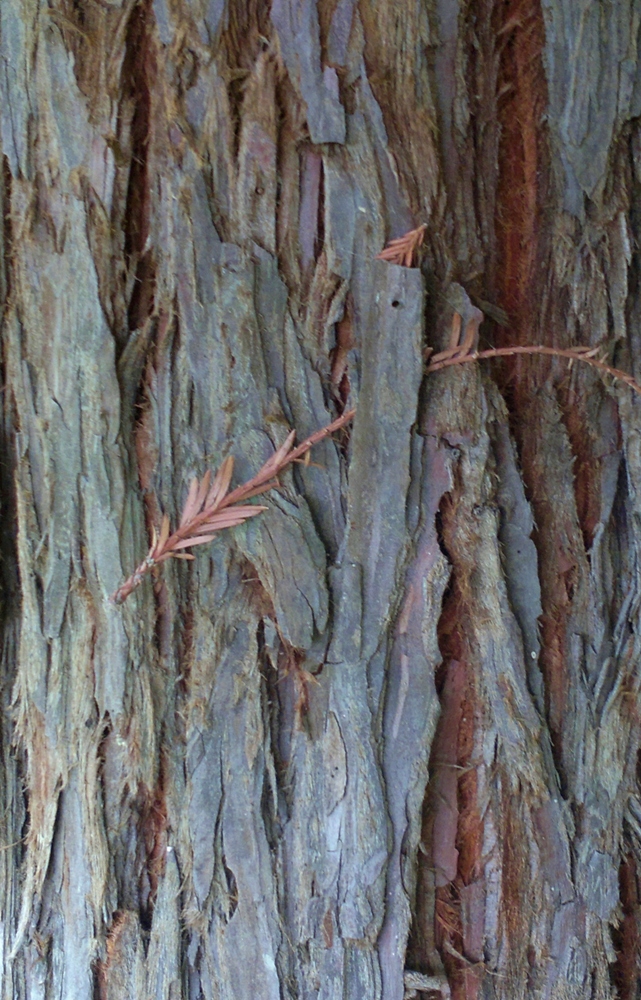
[1,1,640,999]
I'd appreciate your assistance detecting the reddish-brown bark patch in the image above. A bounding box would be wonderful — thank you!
[493,0,548,349]
[611,853,641,999]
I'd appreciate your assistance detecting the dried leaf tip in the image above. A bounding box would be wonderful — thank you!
[376,224,427,268]
[110,409,355,605]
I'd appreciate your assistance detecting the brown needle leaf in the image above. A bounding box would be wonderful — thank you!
[179,477,200,528]
[376,223,427,267]
[169,534,218,551]
[111,409,355,605]
[206,455,234,509]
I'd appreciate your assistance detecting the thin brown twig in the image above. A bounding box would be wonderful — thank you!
[426,343,641,396]
[111,409,355,605]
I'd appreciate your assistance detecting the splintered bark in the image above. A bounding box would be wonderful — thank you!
[1,1,641,998]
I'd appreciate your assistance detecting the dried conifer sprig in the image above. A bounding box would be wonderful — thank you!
[376,224,427,267]
[111,409,355,605]
[426,342,641,396]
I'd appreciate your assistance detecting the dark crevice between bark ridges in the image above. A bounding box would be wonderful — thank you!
[119,0,156,336]
[0,156,20,614]
[0,154,25,983]
[610,851,641,1000]
[93,723,169,993]
[219,0,273,163]
[136,748,169,932]
[407,486,484,1000]
[490,0,580,807]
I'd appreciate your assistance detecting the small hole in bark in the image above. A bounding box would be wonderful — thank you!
[391,299,402,308]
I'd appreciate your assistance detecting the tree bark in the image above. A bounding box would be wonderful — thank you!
[1,1,640,998]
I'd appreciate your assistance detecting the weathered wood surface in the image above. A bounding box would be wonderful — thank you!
[1,1,641,998]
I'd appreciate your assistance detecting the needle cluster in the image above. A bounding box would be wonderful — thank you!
[112,409,355,605]
[375,224,426,267]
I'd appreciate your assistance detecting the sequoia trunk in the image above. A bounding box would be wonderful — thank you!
[1,1,640,999]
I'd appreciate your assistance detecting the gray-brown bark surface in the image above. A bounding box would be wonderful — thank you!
[1,1,641,998]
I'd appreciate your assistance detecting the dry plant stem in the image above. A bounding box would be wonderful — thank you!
[111,409,355,605]
[427,344,641,396]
